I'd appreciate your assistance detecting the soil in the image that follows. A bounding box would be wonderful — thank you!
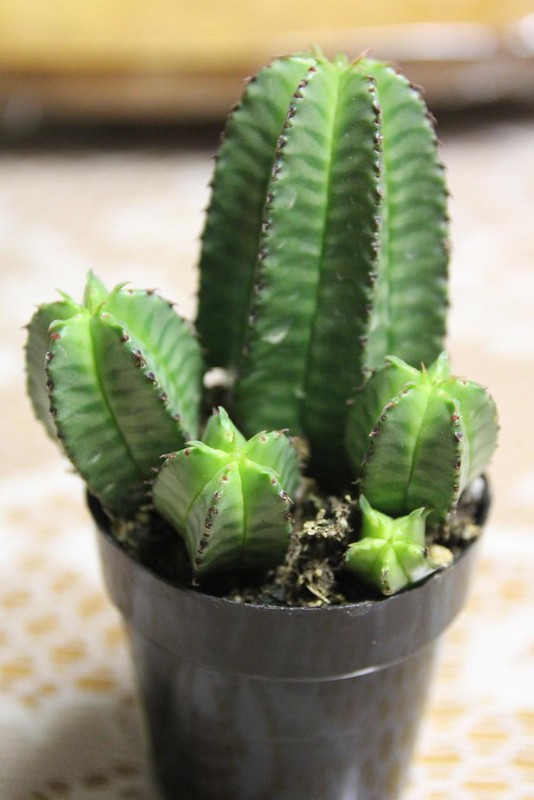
[107,476,489,607]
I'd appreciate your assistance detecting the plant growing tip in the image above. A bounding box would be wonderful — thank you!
[153,407,300,576]
[344,496,451,596]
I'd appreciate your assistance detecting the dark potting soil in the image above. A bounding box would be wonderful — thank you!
[108,476,489,608]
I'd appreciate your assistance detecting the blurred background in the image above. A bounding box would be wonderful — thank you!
[1,0,534,128]
[1,2,533,799]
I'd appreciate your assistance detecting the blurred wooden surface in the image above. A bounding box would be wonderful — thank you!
[0,1,529,68]
[1,0,533,121]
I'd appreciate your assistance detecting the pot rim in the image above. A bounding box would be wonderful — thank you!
[92,495,482,680]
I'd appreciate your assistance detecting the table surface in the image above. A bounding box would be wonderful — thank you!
[1,112,533,799]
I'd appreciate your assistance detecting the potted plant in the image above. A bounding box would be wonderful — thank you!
[25,52,498,800]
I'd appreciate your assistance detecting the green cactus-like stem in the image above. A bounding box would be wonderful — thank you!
[344,495,449,596]
[236,57,379,474]
[26,273,203,517]
[360,59,449,369]
[346,353,499,520]
[197,52,448,480]
[26,295,81,443]
[197,53,316,370]
[153,408,301,576]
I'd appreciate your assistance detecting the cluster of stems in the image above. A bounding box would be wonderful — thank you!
[26,52,498,592]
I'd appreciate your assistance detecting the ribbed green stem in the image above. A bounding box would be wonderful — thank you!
[197,53,449,483]
[26,297,80,441]
[349,355,499,521]
[197,54,316,369]
[235,58,380,476]
[360,60,449,369]
[26,276,203,517]
[47,311,188,516]
[153,411,300,576]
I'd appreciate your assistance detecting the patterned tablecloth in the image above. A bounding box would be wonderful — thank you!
[1,114,533,799]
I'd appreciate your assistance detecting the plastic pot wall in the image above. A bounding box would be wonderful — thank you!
[95,515,480,800]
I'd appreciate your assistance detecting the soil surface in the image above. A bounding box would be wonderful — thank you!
[108,475,490,607]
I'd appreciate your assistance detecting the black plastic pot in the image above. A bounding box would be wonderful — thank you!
[94,504,481,800]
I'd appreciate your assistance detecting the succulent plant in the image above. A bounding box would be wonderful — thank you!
[346,353,499,522]
[153,407,300,576]
[344,496,449,596]
[26,272,203,517]
[25,51,498,596]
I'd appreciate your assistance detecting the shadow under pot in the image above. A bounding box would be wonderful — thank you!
[92,497,482,800]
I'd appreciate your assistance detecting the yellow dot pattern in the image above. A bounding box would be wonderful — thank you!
[405,540,534,800]
[0,476,151,799]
